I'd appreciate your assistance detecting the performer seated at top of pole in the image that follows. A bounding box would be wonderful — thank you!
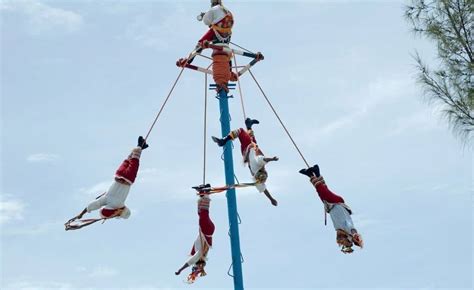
[299,164,364,254]
[198,0,233,46]
[212,118,279,207]
[175,193,215,284]
[179,0,234,65]
[66,136,149,225]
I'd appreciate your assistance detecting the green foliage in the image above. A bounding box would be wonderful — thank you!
[405,0,473,142]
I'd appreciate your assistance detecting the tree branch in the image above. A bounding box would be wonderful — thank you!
[455,0,473,61]
[443,0,474,63]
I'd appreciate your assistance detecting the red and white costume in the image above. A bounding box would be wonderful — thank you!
[86,147,142,219]
[199,5,234,45]
[230,128,268,193]
[311,176,355,234]
[186,196,215,265]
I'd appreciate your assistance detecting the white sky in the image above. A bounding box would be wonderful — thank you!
[1,0,472,289]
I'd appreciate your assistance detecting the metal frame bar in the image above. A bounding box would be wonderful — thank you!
[177,43,264,80]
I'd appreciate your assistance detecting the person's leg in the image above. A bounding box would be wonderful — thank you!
[245,118,259,130]
[235,128,254,155]
[299,164,321,178]
[199,210,215,236]
[115,148,141,184]
[311,176,345,204]
[246,129,257,144]
[212,128,252,156]
[198,196,215,236]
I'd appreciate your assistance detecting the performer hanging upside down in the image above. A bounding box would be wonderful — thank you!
[212,118,279,206]
[299,164,364,253]
[175,193,215,284]
[65,136,148,230]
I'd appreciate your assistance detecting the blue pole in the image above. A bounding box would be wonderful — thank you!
[217,88,244,290]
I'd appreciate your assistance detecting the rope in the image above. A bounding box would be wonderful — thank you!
[233,53,247,121]
[230,41,254,54]
[203,73,208,184]
[144,67,184,141]
[201,62,214,184]
[144,50,195,141]
[227,262,234,278]
[197,54,213,61]
[248,69,310,168]
[226,217,245,279]
[234,174,240,184]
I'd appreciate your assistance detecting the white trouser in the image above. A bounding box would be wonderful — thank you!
[329,204,355,234]
[86,181,131,212]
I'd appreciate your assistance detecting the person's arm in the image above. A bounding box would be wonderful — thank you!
[185,249,201,266]
[197,12,205,21]
[176,248,201,275]
[176,236,202,275]
[67,208,87,223]
[263,156,279,163]
[77,208,87,219]
[175,263,190,275]
[263,189,278,206]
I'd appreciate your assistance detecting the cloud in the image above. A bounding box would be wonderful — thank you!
[311,75,414,140]
[137,168,163,183]
[88,265,118,278]
[0,196,64,236]
[26,153,59,163]
[1,0,83,34]
[401,184,423,192]
[387,108,438,136]
[124,18,171,50]
[78,180,110,197]
[430,183,451,192]
[122,4,195,51]
[134,167,197,201]
[0,197,25,224]
[318,111,361,136]
[352,214,382,230]
[3,281,74,290]
[2,220,61,236]
[400,182,468,197]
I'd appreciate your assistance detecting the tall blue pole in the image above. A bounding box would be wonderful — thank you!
[217,88,244,290]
